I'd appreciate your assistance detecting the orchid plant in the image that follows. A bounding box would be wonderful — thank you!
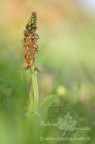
[22,12,58,118]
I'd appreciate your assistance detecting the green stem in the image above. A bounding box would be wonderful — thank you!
[28,65,39,116]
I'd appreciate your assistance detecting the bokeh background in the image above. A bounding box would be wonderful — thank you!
[0,0,95,144]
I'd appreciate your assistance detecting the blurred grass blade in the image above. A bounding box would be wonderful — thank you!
[27,89,34,117]
[39,94,58,119]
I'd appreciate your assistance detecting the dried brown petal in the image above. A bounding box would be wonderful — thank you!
[25,46,30,51]
[23,64,30,70]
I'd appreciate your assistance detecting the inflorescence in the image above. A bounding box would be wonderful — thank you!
[22,12,40,74]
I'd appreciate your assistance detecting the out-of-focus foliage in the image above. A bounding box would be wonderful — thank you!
[0,0,95,144]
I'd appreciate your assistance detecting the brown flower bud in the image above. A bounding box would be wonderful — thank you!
[26,24,29,30]
[25,46,30,51]
[34,33,39,39]
[23,37,27,42]
[32,12,36,16]
[34,67,42,75]
[24,30,28,37]
[33,44,38,49]
[28,38,34,46]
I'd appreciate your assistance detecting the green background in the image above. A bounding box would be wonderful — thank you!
[0,0,95,144]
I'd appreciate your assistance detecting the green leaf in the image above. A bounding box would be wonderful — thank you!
[39,94,58,120]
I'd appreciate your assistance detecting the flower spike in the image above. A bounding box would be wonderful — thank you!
[22,12,40,73]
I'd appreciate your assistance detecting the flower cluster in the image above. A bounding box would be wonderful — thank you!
[22,12,40,73]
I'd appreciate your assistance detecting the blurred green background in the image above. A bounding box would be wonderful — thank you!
[0,0,95,144]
